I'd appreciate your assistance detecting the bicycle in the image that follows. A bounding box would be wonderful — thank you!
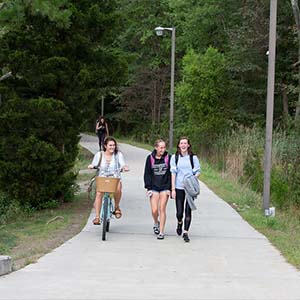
[87,170,120,241]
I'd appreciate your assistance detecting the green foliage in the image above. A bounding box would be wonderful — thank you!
[211,126,300,209]
[243,146,264,193]
[0,1,127,209]
[113,0,174,139]
[176,47,229,146]
[0,0,127,124]
[168,0,239,53]
[114,0,299,137]
[0,98,78,209]
[0,0,72,32]
[270,166,289,208]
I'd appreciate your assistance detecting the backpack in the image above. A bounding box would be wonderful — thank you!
[175,153,194,169]
[150,154,169,168]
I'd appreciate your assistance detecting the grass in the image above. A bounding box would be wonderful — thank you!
[0,146,93,271]
[77,173,93,182]
[201,160,300,269]
[0,193,91,270]
[74,145,94,171]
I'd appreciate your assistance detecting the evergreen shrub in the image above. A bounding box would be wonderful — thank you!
[0,98,78,209]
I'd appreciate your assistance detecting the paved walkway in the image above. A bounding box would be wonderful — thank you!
[0,134,300,300]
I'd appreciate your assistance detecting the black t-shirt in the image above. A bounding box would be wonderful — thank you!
[97,122,106,134]
[143,151,171,191]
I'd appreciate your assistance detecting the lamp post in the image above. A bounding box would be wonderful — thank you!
[154,26,175,153]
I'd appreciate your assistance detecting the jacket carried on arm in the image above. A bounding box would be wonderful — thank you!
[183,174,200,210]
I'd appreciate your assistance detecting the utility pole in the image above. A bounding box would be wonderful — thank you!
[169,27,175,154]
[101,96,104,116]
[263,0,278,215]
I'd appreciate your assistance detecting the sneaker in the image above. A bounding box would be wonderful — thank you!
[153,222,160,235]
[183,233,190,243]
[157,233,165,240]
[176,222,183,236]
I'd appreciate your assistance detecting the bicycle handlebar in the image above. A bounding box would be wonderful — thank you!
[91,166,129,172]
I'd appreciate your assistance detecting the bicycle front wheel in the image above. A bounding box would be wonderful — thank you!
[106,220,110,232]
[102,195,109,241]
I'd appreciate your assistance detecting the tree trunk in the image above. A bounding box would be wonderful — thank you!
[291,0,300,120]
[282,84,289,116]
[157,76,163,125]
[153,80,157,125]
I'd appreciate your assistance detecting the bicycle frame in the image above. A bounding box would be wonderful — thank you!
[88,167,121,241]
[100,192,115,241]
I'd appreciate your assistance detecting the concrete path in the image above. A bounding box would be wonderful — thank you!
[0,133,300,300]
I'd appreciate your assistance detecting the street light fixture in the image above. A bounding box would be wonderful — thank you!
[0,71,12,106]
[0,3,7,10]
[154,26,176,154]
[0,71,12,82]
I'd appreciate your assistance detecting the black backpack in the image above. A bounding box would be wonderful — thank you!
[175,153,194,169]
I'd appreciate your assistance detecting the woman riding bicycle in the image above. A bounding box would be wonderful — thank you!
[88,136,129,225]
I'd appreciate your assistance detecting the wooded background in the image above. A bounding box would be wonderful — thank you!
[0,0,299,213]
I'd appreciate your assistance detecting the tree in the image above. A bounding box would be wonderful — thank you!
[176,47,229,146]
[114,0,174,140]
[291,0,300,120]
[0,0,127,208]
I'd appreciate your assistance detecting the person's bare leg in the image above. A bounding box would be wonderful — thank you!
[93,191,103,223]
[150,192,159,225]
[114,182,122,218]
[114,183,122,207]
[158,192,169,234]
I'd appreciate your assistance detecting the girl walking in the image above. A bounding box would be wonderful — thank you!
[95,115,109,151]
[144,139,171,240]
[170,137,200,242]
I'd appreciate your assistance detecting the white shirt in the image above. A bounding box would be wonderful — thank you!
[91,151,125,178]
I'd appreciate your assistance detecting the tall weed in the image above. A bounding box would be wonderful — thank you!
[205,126,300,208]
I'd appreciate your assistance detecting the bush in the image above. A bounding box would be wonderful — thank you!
[0,97,79,209]
[0,192,21,225]
[243,147,264,193]
[271,166,289,208]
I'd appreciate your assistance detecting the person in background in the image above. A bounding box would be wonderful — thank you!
[95,115,109,151]
[170,137,200,242]
[144,139,171,240]
[88,136,129,225]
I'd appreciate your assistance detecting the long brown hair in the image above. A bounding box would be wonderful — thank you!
[103,136,119,154]
[98,115,107,125]
[175,136,194,156]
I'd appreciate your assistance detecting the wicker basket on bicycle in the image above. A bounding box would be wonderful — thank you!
[96,177,120,193]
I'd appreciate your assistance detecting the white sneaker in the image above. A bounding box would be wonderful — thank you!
[157,233,164,240]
